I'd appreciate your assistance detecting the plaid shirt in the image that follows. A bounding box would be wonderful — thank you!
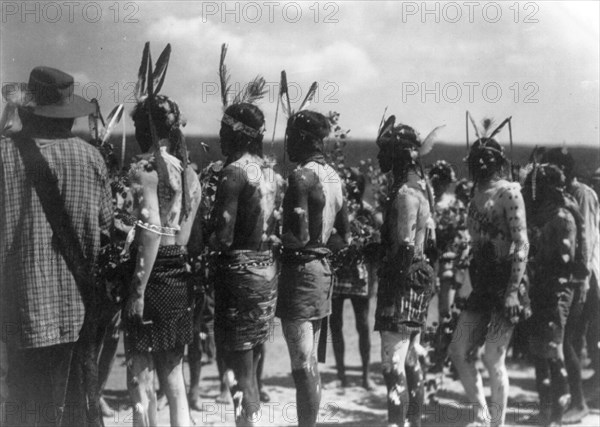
[0,135,113,349]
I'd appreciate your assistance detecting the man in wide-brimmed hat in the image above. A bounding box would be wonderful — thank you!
[0,66,113,426]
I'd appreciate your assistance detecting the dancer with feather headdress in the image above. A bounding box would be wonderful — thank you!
[209,43,280,426]
[448,113,530,427]
[275,71,350,427]
[373,114,440,427]
[122,42,202,427]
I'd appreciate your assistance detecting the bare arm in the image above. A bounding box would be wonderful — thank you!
[281,169,312,249]
[210,165,244,251]
[125,169,161,322]
[503,186,529,295]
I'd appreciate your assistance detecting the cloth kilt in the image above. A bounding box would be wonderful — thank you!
[214,250,278,352]
[276,249,334,321]
[375,259,435,333]
[124,245,193,353]
[333,261,369,298]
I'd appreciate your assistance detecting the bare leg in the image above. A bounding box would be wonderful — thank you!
[224,348,260,426]
[448,310,490,425]
[188,333,203,411]
[256,343,270,402]
[406,334,425,427]
[481,312,513,427]
[380,330,412,427]
[215,342,233,405]
[282,319,322,427]
[330,297,347,386]
[155,347,190,427]
[98,310,121,417]
[127,352,158,427]
[351,296,373,390]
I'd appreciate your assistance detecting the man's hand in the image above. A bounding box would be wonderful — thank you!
[504,291,521,323]
[125,293,145,323]
[381,305,395,317]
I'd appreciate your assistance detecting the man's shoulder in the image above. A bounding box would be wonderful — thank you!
[548,206,577,231]
[571,180,599,206]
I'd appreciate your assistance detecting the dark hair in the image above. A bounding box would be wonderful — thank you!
[286,110,330,154]
[378,124,421,179]
[523,163,567,219]
[222,103,265,156]
[467,137,507,182]
[542,147,575,182]
[132,95,184,153]
[429,160,456,184]
[455,178,473,205]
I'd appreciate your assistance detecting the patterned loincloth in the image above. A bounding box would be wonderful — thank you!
[124,245,193,353]
[375,259,435,333]
[214,250,278,351]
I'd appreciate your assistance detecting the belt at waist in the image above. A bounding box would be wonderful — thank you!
[281,247,331,264]
[216,249,274,270]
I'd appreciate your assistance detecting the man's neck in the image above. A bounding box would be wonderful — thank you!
[298,152,325,165]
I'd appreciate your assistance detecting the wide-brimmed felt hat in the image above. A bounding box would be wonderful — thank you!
[2,66,95,118]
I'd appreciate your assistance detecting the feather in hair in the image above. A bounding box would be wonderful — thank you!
[481,117,494,137]
[377,115,396,141]
[377,107,388,136]
[419,125,445,156]
[102,104,125,144]
[467,111,481,140]
[234,76,267,104]
[298,82,318,112]
[146,49,154,98]
[219,43,231,107]
[487,116,511,140]
[280,70,292,117]
[152,44,171,95]
[135,42,150,101]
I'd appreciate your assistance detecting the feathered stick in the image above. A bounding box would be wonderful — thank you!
[120,115,127,168]
[377,115,396,144]
[378,107,388,136]
[271,87,280,152]
[298,82,318,112]
[280,70,292,117]
[152,44,171,95]
[219,43,231,108]
[465,111,470,151]
[88,98,104,142]
[508,117,514,181]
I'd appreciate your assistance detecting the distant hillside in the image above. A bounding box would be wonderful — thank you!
[97,134,599,181]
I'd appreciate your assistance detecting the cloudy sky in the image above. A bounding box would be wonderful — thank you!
[1,1,599,146]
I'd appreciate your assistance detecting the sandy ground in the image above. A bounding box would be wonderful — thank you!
[103,297,600,426]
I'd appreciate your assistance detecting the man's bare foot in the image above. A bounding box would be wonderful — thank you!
[156,392,168,411]
[259,388,270,403]
[188,388,203,412]
[562,403,589,424]
[99,396,114,417]
[224,370,243,421]
[362,376,375,391]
